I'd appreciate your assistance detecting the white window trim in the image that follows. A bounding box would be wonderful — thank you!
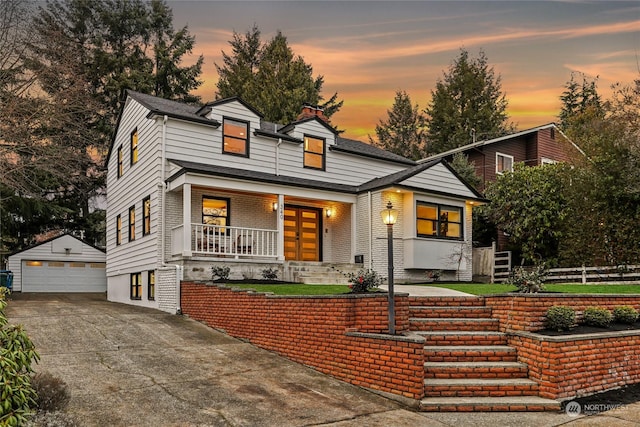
[541,157,557,165]
[496,152,514,174]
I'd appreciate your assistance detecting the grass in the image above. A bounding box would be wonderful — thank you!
[429,283,640,295]
[219,282,640,296]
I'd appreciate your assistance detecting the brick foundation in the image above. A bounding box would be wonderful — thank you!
[180,282,425,400]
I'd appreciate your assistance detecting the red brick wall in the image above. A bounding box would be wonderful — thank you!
[181,282,425,399]
[510,332,640,399]
[484,294,640,332]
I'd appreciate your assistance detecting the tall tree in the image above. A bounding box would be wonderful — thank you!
[370,90,427,160]
[425,49,512,155]
[558,72,603,129]
[216,26,343,124]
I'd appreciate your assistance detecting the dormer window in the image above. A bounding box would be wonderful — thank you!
[304,135,325,170]
[223,118,249,157]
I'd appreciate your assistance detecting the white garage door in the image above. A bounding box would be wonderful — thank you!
[22,260,107,292]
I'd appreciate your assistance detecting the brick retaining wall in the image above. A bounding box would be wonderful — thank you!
[484,294,640,332]
[180,282,425,400]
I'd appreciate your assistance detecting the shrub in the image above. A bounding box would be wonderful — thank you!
[545,305,576,331]
[31,372,71,412]
[261,267,278,280]
[582,306,613,328]
[613,305,639,324]
[342,269,385,293]
[506,264,546,293]
[0,287,40,426]
[211,265,230,281]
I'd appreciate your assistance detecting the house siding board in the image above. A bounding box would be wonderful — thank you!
[7,235,106,292]
[536,128,572,163]
[106,98,162,309]
[400,163,478,199]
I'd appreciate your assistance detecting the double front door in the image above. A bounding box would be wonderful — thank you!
[283,206,321,261]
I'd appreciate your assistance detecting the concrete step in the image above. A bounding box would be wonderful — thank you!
[410,305,493,318]
[424,345,517,362]
[410,317,500,332]
[424,378,540,397]
[424,361,529,379]
[296,274,350,285]
[415,331,508,346]
[419,396,561,412]
[409,296,486,307]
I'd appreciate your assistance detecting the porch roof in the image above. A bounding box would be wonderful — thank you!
[166,159,359,193]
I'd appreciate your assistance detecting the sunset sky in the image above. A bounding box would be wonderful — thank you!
[169,1,640,140]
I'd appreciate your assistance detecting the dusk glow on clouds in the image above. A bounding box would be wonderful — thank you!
[170,1,640,140]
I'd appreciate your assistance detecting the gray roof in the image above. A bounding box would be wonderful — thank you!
[127,90,221,127]
[167,159,359,193]
[333,137,416,165]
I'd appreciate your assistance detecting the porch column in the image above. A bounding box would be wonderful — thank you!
[277,193,284,260]
[351,202,357,264]
[182,183,192,257]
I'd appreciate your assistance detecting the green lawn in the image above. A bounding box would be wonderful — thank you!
[225,282,640,296]
[429,283,640,295]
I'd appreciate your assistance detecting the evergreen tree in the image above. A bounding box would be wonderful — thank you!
[425,49,512,154]
[449,152,482,190]
[370,90,426,160]
[558,72,603,129]
[216,26,343,124]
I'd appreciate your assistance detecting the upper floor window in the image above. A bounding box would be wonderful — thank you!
[117,145,123,178]
[129,205,136,242]
[541,157,557,166]
[496,152,514,174]
[142,196,151,236]
[416,202,463,240]
[202,197,229,233]
[116,214,122,246]
[304,135,325,170]
[130,129,139,165]
[223,118,249,157]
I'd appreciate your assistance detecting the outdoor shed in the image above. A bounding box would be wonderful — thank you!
[6,234,106,292]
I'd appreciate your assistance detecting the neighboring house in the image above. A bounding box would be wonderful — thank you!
[422,123,582,191]
[6,233,106,292]
[106,91,484,311]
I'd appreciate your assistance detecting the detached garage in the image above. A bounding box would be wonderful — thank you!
[7,234,106,293]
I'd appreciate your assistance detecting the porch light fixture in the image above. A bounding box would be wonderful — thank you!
[380,201,398,335]
[272,202,278,212]
[325,208,333,218]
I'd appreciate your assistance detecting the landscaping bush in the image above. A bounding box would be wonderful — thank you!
[211,265,230,281]
[545,305,576,331]
[338,268,385,293]
[0,288,40,426]
[261,267,278,280]
[506,264,546,293]
[613,306,639,324]
[582,306,613,328]
[31,372,70,412]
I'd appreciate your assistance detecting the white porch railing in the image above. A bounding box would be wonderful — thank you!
[191,223,278,258]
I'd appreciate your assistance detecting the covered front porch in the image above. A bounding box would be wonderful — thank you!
[165,171,358,280]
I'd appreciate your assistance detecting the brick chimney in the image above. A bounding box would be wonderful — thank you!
[297,103,329,123]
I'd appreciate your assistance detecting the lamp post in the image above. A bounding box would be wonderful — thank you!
[381,201,398,335]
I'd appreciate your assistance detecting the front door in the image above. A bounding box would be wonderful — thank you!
[283,206,321,261]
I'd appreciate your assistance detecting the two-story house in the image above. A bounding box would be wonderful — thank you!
[106,91,484,311]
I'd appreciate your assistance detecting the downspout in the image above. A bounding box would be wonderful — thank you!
[368,191,373,270]
[275,123,281,176]
[159,114,182,314]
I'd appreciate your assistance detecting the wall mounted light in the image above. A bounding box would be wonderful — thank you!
[326,208,333,218]
[272,202,278,212]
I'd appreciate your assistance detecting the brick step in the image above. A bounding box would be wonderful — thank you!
[410,317,500,332]
[424,361,529,379]
[409,305,493,318]
[424,345,517,362]
[424,378,540,397]
[408,296,486,307]
[419,396,561,412]
[416,331,508,346]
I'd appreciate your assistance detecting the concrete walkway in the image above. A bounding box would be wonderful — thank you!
[5,293,640,426]
[379,284,473,296]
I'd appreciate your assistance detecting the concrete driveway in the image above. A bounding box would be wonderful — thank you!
[6,293,634,427]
